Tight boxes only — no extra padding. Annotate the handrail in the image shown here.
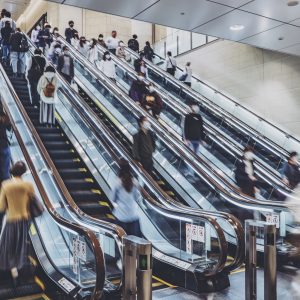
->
[0,63,105,300]
[94,42,292,196]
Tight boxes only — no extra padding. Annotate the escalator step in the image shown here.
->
[39,133,66,142]
[53,158,82,169]
[59,168,89,179]
[46,149,77,159]
[70,190,102,202]
[64,178,95,190]
[43,141,71,150]
[36,126,61,134]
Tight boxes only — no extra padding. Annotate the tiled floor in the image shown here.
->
[153,269,300,299]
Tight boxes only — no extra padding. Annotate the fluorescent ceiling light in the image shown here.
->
[230,24,245,31]
[287,0,299,6]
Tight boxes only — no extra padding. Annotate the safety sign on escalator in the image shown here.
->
[186,223,205,254]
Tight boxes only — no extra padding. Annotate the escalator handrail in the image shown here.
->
[124,46,292,160]
[60,36,290,213]
[0,63,105,300]
[94,42,292,196]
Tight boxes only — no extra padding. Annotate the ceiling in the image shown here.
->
[48,0,300,56]
[0,0,31,20]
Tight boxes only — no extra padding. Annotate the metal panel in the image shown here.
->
[207,0,254,8]
[133,0,234,31]
[193,9,282,41]
[63,0,159,18]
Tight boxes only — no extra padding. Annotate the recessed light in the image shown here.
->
[287,0,299,6]
[230,24,245,31]
[278,37,284,40]
[180,12,185,15]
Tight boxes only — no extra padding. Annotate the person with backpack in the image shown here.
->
[111,159,141,236]
[143,41,154,62]
[9,28,29,78]
[27,48,46,108]
[1,21,13,64]
[0,10,16,30]
[166,51,177,76]
[129,73,148,104]
[128,34,139,53]
[65,20,78,44]
[141,83,163,119]
[37,66,58,127]
[0,101,11,185]
[57,46,74,83]
[133,116,156,174]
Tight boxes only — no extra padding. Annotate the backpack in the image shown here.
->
[20,34,29,52]
[43,78,55,98]
[128,39,138,51]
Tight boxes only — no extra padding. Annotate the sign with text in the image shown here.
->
[186,223,205,254]
[266,213,280,229]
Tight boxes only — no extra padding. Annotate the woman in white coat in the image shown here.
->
[88,38,99,65]
[37,66,59,127]
[99,50,116,81]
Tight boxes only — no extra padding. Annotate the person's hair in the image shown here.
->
[62,45,69,51]
[45,66,56,73]
[52,27,59,33]
[103,50,110,61]
[34,48,42,55]
[167,51,172,56]
[4,11,11,18]
[45,24,51,29]
[186,62,191,66]
[133,34,137,39]
[118,159,134,193]
[4,21,10,27]
[1,9,7,18]
[139,52,145,58]
[98,34,104,38]
[54,44,61,49]
[145,41,150,47]
[138,116,146,127]
[68,20,74,25]
[289,151,298,159]
[10,161,27,177]
[90,38,97,48]
[16,27,21,32]
[243,145,254,153]
[79,36,86,47]
[112,30,117,33]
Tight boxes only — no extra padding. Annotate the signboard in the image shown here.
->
[266,213,280,229]
[73,237,87,261]
[186,223,205,254]
[58,277,76,292]
[152,249,191,270]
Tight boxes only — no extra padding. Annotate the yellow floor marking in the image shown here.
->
[54,112,62,123]
[73,158,81,162]
[157,180,165,185]
[9,294,48,300]
[152,282,164,288]
[166,191,175,196]
[152,275,177,288]
[99,201,110,207]
[91,189,101,194]
[79,168,87,172]
[28,255,37,266]
[30,223,37,235]
[34,276,45,291]
[85,178,94,182]
[42,295,51,300]
[106,214,115,219]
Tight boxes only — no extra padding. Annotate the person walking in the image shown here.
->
[37,66,59,127]
[179,62,192,87]
[57,46,74,83]
[282,151,300,189]
[1,21,13,64]
[0,161,39,286]
[10,28,29,78]
[30,25,40,47]
[65,20,78,44]
[0,102,11,185]
[47,41,62,65]
[141,83,163,119]
[129,73,148,104]
[143,41,154,62]
[77,36,89,57]
[106,30,119,55]
[37,24,52,53]
[128,34,139,53]
[88,38,99,65]
[166,51,177,76]
[27,48,46,108]
[99,50,116,81]
[133,116,156,174]
[0,10,16,30]
[98,34,107,48]
[111,159,141,236]
[235,146,258,197]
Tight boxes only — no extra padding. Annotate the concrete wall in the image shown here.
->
[17,0,152,46]
[177,40,300,138]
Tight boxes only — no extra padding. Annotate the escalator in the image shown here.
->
[0,40,241,295]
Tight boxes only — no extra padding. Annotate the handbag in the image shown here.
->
[179,67,188,81]
[29,196,44,218]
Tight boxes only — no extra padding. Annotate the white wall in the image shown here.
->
[176,40,300,138]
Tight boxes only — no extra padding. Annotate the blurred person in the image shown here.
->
[133,116,156,174]
[37,66,58,127]
[116,40,126,60]
[129,72,147,104]
[27,48,46,108]
[98,33,107,48]
[71,32,80,49]
[141,83,163,119]
[30,24,41,47]
[282,151,300,189]
[166,51,177,76]
[10,28,29,78]
[0,102,11,185]
[37,24,52,53]
[111,159,141,236]
[106,30,119,55]
[140,60,148,77]
[128,34,139,52]
[99,50,116,82]
[1,21,13,64]
[57,46,74,83]
[52,27,60,41]
[0,9,7,19]
[77,36,89,57]
[0,11,16,30]
[47,41,62,65]
[143,41,154,62]
[179,62,192,87]
[0,161,39,286]
[235,146,258,197]
[134,52,145,73]
[65,20,78,44]
[88,38,99,65]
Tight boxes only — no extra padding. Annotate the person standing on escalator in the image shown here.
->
[282,151,300,189]
[1,21,13,65]
[99,51,116,82]
[98,34,107,49]
[65,20,78,44]
[143,41,154,62]
[129,73,148,104]
[166,51,177,76]
[106,30,119,55]
[128,34,139,53]
[133,116,156,174]
[111,159,141,236]
[141,83,163,119]
[57,46,74,83]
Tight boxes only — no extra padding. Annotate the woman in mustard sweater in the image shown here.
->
[0,161,37,285]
